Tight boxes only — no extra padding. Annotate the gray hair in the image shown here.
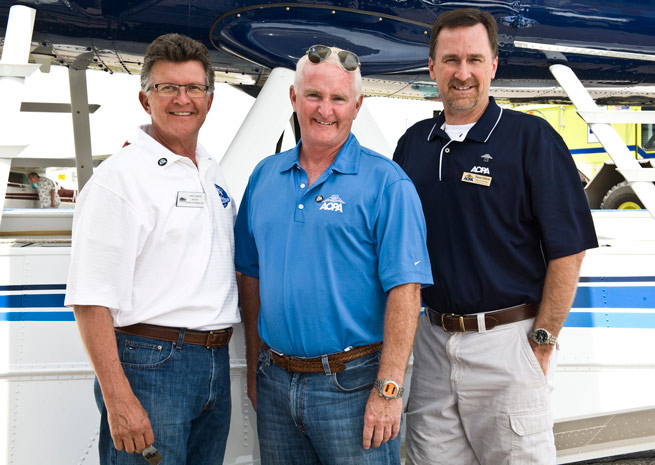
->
[140,33,214,93]
[294,47,362,98]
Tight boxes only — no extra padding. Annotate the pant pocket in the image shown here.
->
[117,333,176,369]
[330,352,380,393]
[509,407,555,465]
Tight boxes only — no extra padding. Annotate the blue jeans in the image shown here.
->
[94,330,231,465]
[256,347,401,465]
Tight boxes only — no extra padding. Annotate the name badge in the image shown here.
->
[176,191,205,207]
[461,172,492,187]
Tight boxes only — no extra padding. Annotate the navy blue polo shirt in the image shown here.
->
[393,98,598,315]
[235,133,433,357]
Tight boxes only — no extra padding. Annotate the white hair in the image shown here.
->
[294,46,362,98]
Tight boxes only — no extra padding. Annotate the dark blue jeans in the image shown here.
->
[94,330,231,465]
[256,347,401,465]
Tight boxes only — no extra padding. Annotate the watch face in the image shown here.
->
[382,381,399,398]
[533,329,548,343]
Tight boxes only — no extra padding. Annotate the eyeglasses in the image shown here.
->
[149,83,210,98]
[306,45,360,72]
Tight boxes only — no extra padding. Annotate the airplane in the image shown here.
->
[1,1,655,464]
[1,0,655,104]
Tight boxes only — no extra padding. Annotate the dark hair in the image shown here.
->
[429,8,498,60]
[140,33,214,93]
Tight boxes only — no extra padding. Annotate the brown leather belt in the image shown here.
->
[426,303,538,332]
[115,323,233,348]
[266,342,383,373]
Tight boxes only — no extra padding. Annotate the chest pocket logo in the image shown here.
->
[214,184,231,208]
[470,166,490,175]
[319,194,345,213]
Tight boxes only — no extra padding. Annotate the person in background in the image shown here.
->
[65,33,239,465]
[235,44,433,465]
[393,8,598,465]
[28,172,60,208]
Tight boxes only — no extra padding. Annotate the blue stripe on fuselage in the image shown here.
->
[0,311,75,321]
[2,281,655,327]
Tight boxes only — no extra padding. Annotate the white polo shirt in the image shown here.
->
[65,125,240,330]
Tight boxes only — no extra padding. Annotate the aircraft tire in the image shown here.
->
[600,181,644,210]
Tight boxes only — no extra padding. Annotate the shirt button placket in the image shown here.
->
[294,170,307,223]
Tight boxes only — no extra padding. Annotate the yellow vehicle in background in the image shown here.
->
[516,104,655,209]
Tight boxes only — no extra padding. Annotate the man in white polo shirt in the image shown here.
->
[65,33,239,465]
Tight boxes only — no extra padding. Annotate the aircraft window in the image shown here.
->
[643,124,655,150]
[8,172,29,185]
[642,106,655,151]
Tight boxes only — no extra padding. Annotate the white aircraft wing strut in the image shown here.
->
[550,63,655,218]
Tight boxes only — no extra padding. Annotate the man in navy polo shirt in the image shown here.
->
[235,45,432,465]
[393,8,598,465]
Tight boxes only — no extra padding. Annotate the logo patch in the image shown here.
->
[214,184,231,208]
[319,194,345,213]
[481,154,493,163]
[470,166,490,175]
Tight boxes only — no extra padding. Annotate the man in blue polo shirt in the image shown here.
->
[392,8,598,465]
[235,45,432,465]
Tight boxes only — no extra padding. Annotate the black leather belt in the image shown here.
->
[426,303,538,332]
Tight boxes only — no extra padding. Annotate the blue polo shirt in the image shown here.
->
[393,98,598,315]
[235,133,433,357]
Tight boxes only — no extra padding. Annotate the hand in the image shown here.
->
[362,389,402,449]
[105,392,154,454]
[528,339,554,376]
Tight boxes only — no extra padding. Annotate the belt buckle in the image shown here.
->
[441,313,466,332]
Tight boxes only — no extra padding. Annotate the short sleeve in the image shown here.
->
[375,178,433,291]
[234,178,260,279]
[64,183,143,311]
[525,123,598,260]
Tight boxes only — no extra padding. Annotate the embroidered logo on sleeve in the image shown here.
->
[319,194,345,213]
[214,184,231,208]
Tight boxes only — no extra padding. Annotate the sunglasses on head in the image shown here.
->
[306,44,360,72]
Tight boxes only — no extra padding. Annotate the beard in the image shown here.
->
[443,79,479,111]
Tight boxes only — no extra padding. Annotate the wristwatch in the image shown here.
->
[529,328,557,345]
[374,379,404,399]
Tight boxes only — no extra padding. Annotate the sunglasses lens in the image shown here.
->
[338,51,360,71]
[307,45,331,63]
[306,45,360,72]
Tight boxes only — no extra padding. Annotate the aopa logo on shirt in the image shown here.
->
[319,194,345,213]
[470,166,490,175]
